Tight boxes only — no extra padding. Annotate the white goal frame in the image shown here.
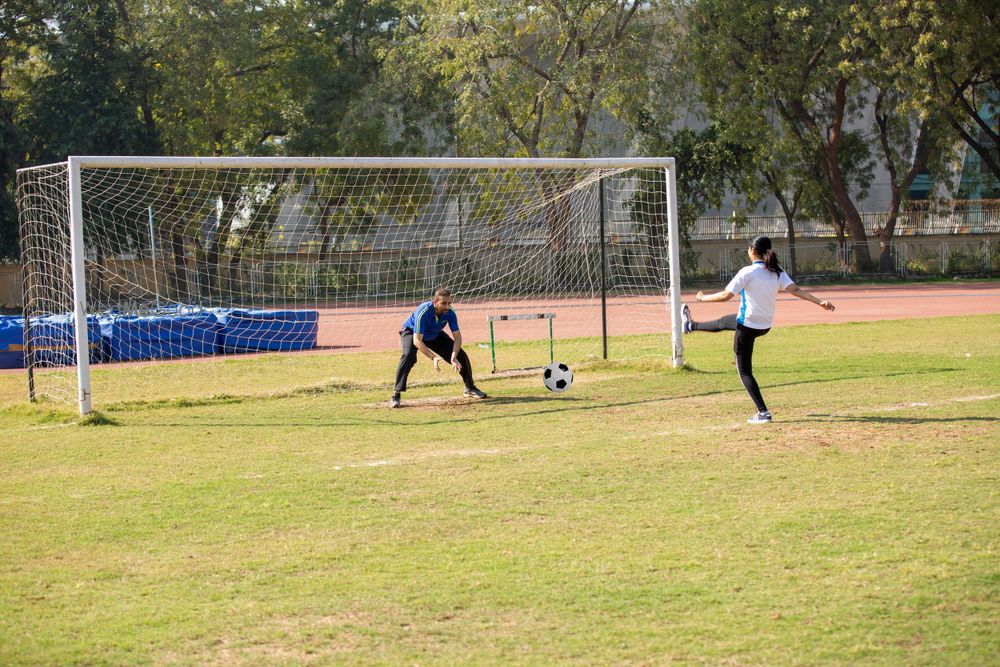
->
[48,156,682,415]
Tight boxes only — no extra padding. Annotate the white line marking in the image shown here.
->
[331,447,507,472]
[874,394,1000,412]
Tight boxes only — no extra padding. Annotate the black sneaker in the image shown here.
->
[389,393,401,408]
[747,410,772,424]
[681,303,692,333]
[463,386,487,399]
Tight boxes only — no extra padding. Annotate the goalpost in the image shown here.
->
[17,156,682,415]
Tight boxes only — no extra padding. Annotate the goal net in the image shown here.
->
[16,157,682,414]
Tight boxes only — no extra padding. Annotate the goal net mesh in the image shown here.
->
[17,161,676,407]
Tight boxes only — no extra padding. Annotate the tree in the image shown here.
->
[19,0,158,162]
[132,0,292,156]
[915,0,1000,188]
[845,1,956,270]
[0,0,52,261]
[281,0,445,157]
[389,0,660,253]
[690,0,881,266]
[631,121,754,273]
[756,137,817,278]
[390,0,656,159]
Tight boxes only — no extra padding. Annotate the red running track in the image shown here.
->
[314,282,1000,353]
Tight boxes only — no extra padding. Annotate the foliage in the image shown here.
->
[908,0,1000,188]
[19,1,158,162]
[1,0,996,269]
[628,123,754,276]
[388,0,658,158]
[281,0,448,157]
[686,0,885,265]
[0,0,53,260]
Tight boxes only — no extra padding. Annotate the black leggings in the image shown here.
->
[394,329,474,393]
[734,323,770,413]
[691,313,738,332]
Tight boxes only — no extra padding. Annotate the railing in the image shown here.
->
[691,200,1000,240]
[705,238,998,283]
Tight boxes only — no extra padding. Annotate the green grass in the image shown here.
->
[1,315,998,665]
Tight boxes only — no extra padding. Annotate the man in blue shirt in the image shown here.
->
[391,287,487,407]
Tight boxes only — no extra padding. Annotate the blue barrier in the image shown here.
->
[215,309,318,353]
[0,308,319,368]
[0,316,24,369]
[29,314,105,367]
[104,312,220,361]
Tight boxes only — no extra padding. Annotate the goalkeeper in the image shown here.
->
[390,287,488,408]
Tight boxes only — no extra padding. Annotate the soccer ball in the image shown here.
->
[543,362,573,392]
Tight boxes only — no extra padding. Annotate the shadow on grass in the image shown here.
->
[481,395,585,406]
[799,414,999,425]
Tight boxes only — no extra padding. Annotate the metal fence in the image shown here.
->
[691,200,1000,241]
[703,238,999,283]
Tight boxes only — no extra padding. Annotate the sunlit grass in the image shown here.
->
[1,315,998,664]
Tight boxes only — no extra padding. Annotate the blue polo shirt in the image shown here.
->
[402,300,459,341]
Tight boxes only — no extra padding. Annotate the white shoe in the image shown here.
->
[747,411,772,424]
[681,303,692,333]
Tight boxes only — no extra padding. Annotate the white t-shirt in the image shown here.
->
[725,261,794,330]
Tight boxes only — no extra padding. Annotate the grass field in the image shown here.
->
[2,315,999,665]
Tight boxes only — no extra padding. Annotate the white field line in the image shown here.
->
[644,393,1000,437]
[869,393,1000,412]
[331,447,512,472]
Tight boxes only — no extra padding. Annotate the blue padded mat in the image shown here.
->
[104,312,220,361]
[0,316,24,369]
[29,314,105,366]
[215,309,318,352]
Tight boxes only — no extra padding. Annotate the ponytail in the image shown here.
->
[751,236,782,274]
[762,248,781,274]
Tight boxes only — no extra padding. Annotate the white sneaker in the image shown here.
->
[681,303,692,333]
[747,411,772,424]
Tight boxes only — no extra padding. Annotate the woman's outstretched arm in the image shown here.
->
[784,284,835,311]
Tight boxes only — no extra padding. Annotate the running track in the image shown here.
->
[312,282,1000,353]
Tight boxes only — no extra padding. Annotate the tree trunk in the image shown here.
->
[767,174,800,278]
[317,197,337,261]
[824,197,848,272]
[878,191,901,272]
[204,190,238,303]
[821,151,871,269]
[784,77,871,268]
[873,103,934,274]
[169,231,186,301]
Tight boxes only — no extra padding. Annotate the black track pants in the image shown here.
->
[734,323,770,413]
[394,329,474,393]
[691,313,739,332]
